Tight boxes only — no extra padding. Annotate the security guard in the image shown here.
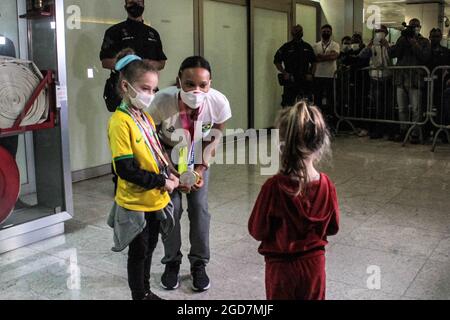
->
[0,35,18,157]
[100,0,167,112]
[274,25,316,107]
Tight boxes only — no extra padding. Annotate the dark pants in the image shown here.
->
[0,136,19,157]
[128,213,160,300]
[265,253,326,300]
[162,170,210,267]
[369,78,395,136]
[440,87,450,126]
[281,81,313,108]
[314,77,336,129]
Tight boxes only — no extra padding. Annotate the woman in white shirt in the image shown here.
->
[148,56,232,293]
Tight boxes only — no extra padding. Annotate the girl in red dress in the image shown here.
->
[249,101,340,300]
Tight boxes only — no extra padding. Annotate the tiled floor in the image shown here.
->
[1,135,449,300]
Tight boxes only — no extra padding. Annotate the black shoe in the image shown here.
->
[143,291,164,300]
[161,262,180,290]
[191,263,210,292]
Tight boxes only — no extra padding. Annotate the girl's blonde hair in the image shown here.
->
[276,101,331,196]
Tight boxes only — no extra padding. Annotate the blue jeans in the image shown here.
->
[162,170,210,267]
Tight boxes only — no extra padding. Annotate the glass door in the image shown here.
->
[254,7,288,129]
[203,0,248,130]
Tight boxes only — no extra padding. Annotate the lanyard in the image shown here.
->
[178,97,204,169]
[321,41,331,54]
[120,103,169,172]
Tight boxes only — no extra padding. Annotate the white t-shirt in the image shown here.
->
[313,40,340,78]
[148,86,232,148]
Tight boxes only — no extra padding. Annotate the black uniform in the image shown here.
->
[274,39,316,107]
[0,36,18,157]
[100,19,167,112]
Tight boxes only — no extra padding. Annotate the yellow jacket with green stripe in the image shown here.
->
[108,107,170,212]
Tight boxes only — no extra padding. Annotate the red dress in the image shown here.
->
[248,173,340,300]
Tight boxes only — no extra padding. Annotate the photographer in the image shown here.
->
[389,18,431,143]
[274,25,315,107]
[359,25,394,139]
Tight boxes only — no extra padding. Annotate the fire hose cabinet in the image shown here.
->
[0,0,73,254]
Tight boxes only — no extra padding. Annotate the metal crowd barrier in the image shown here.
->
[333,65,432,147]
[429,66,450,152]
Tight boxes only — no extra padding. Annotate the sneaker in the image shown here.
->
[160,262,180,290]
[191,263,210,292]
[356,128,369,137]
[143,291,164,300]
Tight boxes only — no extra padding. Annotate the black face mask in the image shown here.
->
[322,33,331,41]
[126,3,145,18]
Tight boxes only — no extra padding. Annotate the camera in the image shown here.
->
[401,23,416,39]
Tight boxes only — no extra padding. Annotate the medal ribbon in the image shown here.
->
[178,97,203,173]
[120,103,169,173]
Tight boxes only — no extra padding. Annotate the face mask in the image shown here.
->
[415,27,421,36]
[351,44,360,51]
[322,33,331,41]
[375,32,386,41]
[126,3,145,18]
[180,88,208,110]
[126,82,154,110]
[342,44,351,52]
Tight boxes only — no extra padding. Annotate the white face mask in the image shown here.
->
[179,86,209,110]
[351,43,360,51]
[415,27,421,36]
[375,32,386,41]
[126,82,155,110]
[342,44,351,52]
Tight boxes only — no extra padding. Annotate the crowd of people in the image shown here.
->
[274,18,450,144]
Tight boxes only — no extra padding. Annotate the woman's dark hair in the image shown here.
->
[115,48,158,97]
[341,36,351,44]
[430,28,442,36]
[178,56,212,78]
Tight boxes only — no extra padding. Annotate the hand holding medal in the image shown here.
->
[179,168,204,193]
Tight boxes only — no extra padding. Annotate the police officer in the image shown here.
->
[274,25,315,107]
[0,35,18,157]
[100,0,167,112]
